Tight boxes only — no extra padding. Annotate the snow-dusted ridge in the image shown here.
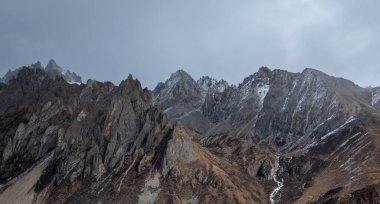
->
[197,76,229,97]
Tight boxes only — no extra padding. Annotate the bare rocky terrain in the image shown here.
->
[0,61,379,203]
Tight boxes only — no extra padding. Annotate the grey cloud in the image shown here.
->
[0,0,379,88]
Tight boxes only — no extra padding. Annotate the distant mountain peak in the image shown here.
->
[197,75,229,97]
[301,67,329,78]
[168,69,193,82]
[153,69,202,110]
[30,61,43,69]
[240,67,272,88]
[45,59,63,72]
[0,61,43,84]
[44,59,82,84]
[257,66,271,75]
[173,69,188,75]
[0,60,82,84]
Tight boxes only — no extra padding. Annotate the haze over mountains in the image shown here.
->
[0,59,82,85]
[0,61,379,203]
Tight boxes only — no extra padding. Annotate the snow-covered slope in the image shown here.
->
[156,67,372,151]
[197,76,229,98]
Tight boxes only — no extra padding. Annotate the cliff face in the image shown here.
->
[0,67,270,203]
[0,65,379,204]
[154,67,380,203]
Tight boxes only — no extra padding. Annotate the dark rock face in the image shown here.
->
[153,67,380,203]
[153,70,211,134]
[0,66,269,203]
[0,64,379,204]
[0,67,167,201]
[155,67,372,150]
[153,69,203,110]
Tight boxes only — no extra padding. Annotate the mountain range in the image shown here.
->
[0,60,379,204]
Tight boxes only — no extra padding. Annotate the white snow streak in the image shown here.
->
[372,89,380,106]
[321,116,356,141]
[257,84,270,110]
[269,156,284,204]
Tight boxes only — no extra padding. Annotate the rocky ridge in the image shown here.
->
[154,67,380,203]
[0,66,271,203]
[0,59,82,84]
[0,64,379,204]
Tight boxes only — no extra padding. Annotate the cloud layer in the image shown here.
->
[0,0,379,88]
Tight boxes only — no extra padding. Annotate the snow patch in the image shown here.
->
[174,107,202,120]
[197,76,228,97]
[269,156,284,204]
[138,173,161,204]
[257,84,270,109]
[76,110,88,122]
[68,81,82,85]
[281,80,298,112]
[372,88,380,106]
[321,116,356,141]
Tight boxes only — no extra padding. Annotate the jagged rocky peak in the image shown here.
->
[45,59,82,84]
[153,69,202,110]
[30,61,43,69]
[302,67,327,75]
[0,61,44,84]
[154,69,193,95]
[153,69,210,133]
[0,59,82,84]
[240,66,272,86]
[45,59,63,72]
[197,76,229,97]
[238,67,272,104]
[118,73,153,104]
[169,69,193,81]
[0,69,17,84]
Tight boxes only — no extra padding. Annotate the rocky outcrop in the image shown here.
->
[0,66,270,203]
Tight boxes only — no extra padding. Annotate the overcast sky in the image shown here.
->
[0,0,379,88]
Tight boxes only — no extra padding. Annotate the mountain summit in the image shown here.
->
[0,59,82,84]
